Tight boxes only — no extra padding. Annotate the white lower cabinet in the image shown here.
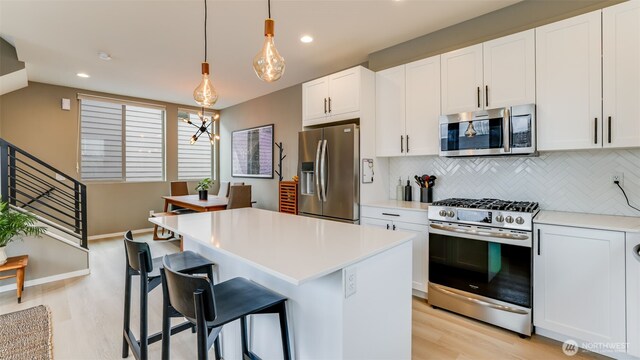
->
[533,224,626,356]
[361,207,428,295]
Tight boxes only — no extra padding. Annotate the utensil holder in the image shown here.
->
[420,188,432,203]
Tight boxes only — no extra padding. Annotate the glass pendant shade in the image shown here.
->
[193,62,218,107]
[253,19,285,82]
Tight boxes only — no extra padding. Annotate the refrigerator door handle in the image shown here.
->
[315,140,322,201]
[320,139,328,202]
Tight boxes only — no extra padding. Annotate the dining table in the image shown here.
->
[162,194,228,212]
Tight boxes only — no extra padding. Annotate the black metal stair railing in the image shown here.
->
[0,139,88,249]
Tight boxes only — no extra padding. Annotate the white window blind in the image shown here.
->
[125,106,164,182]
[177,111,214,180]
[80,99,123,181]
[79,96,165,182]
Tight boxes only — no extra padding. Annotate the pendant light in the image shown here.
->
[253,0,286,82]
[193,0,218,107]
[181,108,220,145]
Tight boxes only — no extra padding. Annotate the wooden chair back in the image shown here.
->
[227,185,252,209]
[170,181,190,196]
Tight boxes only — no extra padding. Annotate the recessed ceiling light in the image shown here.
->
[98,52,112,61]
[76,73,90,78]
[300,35,313,43]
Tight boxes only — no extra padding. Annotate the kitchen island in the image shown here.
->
[149,208,414,359]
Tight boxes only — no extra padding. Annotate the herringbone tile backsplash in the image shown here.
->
[389,149,640,217]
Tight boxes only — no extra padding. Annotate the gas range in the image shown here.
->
[428,198,540,231]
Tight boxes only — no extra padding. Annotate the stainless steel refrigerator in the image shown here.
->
[298,123,359,223]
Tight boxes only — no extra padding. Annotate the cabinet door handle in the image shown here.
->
[594,118,598,144]
[485,85,489,107]
[477,87,481,108]
[537,229,541,256]
[608,116,612,144]
[324,98,327,114]
[392,224,396,231]
[400,135,404,153]
[386,223,390,230]
[328,97,332,113]
[406,135,410,153]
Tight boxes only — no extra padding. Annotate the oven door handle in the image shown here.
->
[431,284,529,315]
[429,223,530,241]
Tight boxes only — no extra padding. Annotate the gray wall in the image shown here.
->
[368,0,625,71]
[0,38,25,76]
[219,85,302,211]
[0,233,89,288]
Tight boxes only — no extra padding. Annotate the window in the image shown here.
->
[79,96,165,182]
[177,109,215,180]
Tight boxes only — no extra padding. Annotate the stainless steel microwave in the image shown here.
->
[439,104,536,157]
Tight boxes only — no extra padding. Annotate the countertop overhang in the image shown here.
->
[149,208,415,285]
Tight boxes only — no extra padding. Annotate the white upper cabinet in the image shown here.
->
[302,66,368,127]
[375,65,406,157]
[302,77,329,123]
[441,44,483,115]
[603,0,640,148]
[441,30,534,115]
[536,11,602,151]
[376,56,441,157]
[483,30,535,109]
[405,56,441,156]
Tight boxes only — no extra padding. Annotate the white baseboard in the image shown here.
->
[0,268,90,294]
[88,228,153,241]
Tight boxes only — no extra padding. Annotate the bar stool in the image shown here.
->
[161,255,291,360]
[122,231,215,360]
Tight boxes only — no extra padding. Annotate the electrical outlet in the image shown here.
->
[149,210,155,217]
[344,267,357,298]
[612,172,624,185]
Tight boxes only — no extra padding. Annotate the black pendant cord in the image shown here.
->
[268,0,271,18]
[204,0,208,62]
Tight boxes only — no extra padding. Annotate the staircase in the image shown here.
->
[0,139,88,249]
[0,138,89,293]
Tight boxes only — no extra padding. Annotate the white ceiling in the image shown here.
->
[0,0,520,109]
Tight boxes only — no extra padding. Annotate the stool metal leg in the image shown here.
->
[194,290,209,360]
[240,316,250,358]
[278,302,291,360]
[122,268,132,358]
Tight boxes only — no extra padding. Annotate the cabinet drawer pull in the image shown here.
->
[608,116,612,144]
[594,118,598,144]
[382,212,400,217]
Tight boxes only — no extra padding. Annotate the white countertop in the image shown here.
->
[362,200,430,212]
[149,208,414,285]
[534,210,640,233]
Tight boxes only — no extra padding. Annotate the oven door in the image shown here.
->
[428,221,532,308]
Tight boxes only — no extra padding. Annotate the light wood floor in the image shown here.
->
[0,234,608,360]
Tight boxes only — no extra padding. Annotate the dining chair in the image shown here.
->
[216,181,230,197]
[170,181,196,215]
[227,185,252,209]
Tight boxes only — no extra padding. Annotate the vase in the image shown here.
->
[198,190,208,200]
[0,246,7,266]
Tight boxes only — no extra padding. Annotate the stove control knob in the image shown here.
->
[495,215,504,222]
[515,217,524,225]
[505,216,514,224]
[438,210,447,217]
[447,210,455,218]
